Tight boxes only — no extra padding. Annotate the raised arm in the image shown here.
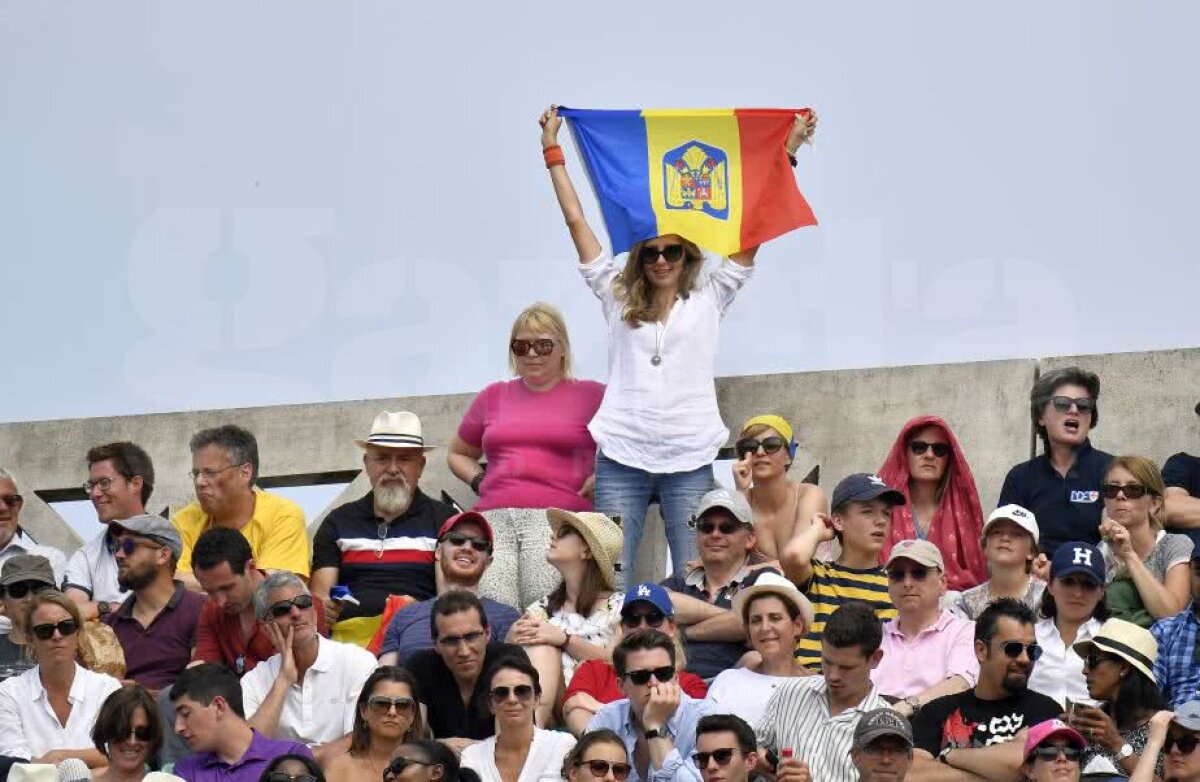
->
[781,512,834,587]
[541,106,603,264]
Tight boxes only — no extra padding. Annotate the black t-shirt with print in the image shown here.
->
[912,688,1062,755]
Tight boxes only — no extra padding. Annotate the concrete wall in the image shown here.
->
[2,348,1197,576]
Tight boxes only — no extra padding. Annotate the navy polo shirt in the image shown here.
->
[997,439,1113,558]
[1162,452,1200,549]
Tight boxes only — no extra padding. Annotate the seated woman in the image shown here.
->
[730,415,826,561]
[387,740,481,782]
[1021,720,1086,782]
[562,729,630,782]
[507,509,623,727]
[951,505,1045,620]
[1069,618,1166,778]
[705,573,815,727]
[448,302,606,610]
[878,416,987,592]
[260,753,326,782]
[1099,455,1193,626]
[91,685,162,782]
[0,590,121,766]
[0,554,56,682]
[461,656,576,782]
[323,666,425,779]
[1027,542,1109,708]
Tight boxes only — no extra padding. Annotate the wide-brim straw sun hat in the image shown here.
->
[546,509,624,590]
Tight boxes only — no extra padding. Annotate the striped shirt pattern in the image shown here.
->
[754,677,891,782]
[795,560,896,670]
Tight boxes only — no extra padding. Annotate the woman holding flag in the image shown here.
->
[538,104,817,585]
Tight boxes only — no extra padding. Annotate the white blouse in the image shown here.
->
[1028,616,1102,708]
[580,255,752,474]
[461,727,577,782]
[0,663,122,758]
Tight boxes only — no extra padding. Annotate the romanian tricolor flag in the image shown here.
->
[560,107,817,256]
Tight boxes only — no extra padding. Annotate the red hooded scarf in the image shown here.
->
[878,416,987,591]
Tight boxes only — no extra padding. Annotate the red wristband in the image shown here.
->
[543,144,565,169]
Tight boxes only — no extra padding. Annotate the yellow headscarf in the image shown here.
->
[740,414,794,444]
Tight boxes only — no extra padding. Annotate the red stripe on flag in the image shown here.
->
[342,550,436,565]
[735,109,817,250]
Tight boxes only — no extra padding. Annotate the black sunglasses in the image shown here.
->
[1165,733,1200,755]
[385,757,434,780]
[624,666,675,686]
[997,640,1042,661]
[621,611,666,630]
[692,749,740,768]
[367,695,415,714]
[1031,745,1081,762]
[886,566,931,582]
[120,726,154,743]
[1,580,52,599]
[1101,483,1149,500]
[908,441,950,458]
[1084,652,1118,671]
[31,619,80,640]
[638,244,685,265]
[1050,396,1094,415]
[266,774,318,782]
[117,537,164,556]
[0,493,24,508]
[574,760,632,781]
[692,519,744,536]
[489,684,536,703]
[735,436,788,459]
[441,532,491,553]
[510,338,555,357]
[267,594,314,619]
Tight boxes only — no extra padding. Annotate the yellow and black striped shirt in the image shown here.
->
[795,560,896,670]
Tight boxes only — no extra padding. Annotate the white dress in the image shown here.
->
[461,727,577,782]
[526,592,624,685]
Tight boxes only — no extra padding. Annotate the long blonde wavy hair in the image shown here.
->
[613,236,706,326]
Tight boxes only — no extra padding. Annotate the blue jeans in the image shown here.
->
[594,450,714,588]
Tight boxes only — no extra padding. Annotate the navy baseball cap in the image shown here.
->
[832,473,906,510]
[621,582,674,617]
[1050,541,1105,584]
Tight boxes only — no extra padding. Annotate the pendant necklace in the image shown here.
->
[651,322,663,367]
[375,520,389,560]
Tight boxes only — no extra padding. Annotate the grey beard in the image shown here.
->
[375,478,413,517]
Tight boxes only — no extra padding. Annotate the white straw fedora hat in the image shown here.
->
[353,411,436,451]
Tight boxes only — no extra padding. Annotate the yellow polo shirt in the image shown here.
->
[173,488,310,577]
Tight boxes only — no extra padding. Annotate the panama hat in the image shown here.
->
[546,509,623,590]
[1073,617,1158,684]
[354,411,436,451]
[730,571,815,628]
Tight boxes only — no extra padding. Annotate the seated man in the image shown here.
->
[192,527,328,676]
[872,539,978,718]
[172,663,312,782]
[103,514,206,690]
[377,511,519,666]
[1160,402,1200,547]
[173,424,310,591]
[755,601,890,781]
[783,473,902,670]
[407,590,527,748]
[564,582,707,735]
[851,708,915,782]
[1151,548,1200,708]
[694,714,759,782]
[0,469,67,580]
[909,598,1062,780]
[311,411,455,643]
[660,488,780,680]
[240,572,377,756]
[65,442,156,620]
[587,629,712,782]
[0,555,56,681]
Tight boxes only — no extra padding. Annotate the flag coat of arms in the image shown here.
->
[560,107,817,256]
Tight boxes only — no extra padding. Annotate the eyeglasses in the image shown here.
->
[118,726,154,743]
[621,611,667,630]
[1,580,52,599]
[0,494,23,509]
[187,463,246,482]
[735,437,787,459]
[116,537,165,556]
[265,774,318,782]
[367,695,415,715]
[1101,483,1149,500]
[623,666,675,686]
[441,532,491,553]
[384,757,434,781]
[574,760,632,781]
[1084,652,1118,670]
[638,244,685,265]
[435,630,486,649]
[692,749,740,768]
[692,519,744,536]
[83,476,122,493]
[887,566,931,582]
[510,338,556,357]
[908,441,950,458]
[1031,745,1082,762]
[1050,396,1094,415]
[489,684,536,704]
[1164,733,1200,755]
[555,524,579,540]
[267,594,314,618]
[31,619,80,640]
[996,641,1042,661]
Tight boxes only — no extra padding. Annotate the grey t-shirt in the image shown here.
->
[0,634,35,682]
[951,578,1046,621]
[1101,531,1195,581]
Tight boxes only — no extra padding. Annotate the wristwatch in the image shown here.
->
[1114,743,1135,762]
[903,696,922,715]
[644,726,669,740]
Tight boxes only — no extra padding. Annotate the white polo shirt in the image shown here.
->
[0,662,122,758]
[1029,616,1102,708]
[241,634,377,745]
[63,529,130,604]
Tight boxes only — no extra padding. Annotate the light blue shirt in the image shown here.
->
[586,694,712,782]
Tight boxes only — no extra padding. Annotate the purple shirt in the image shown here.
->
[174,729,312,782]
[103,580,206,690]
[870,610,980,699]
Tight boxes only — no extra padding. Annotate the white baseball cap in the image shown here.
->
[983,504,1039,544]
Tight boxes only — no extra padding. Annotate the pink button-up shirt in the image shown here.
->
[871,609,980,699]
